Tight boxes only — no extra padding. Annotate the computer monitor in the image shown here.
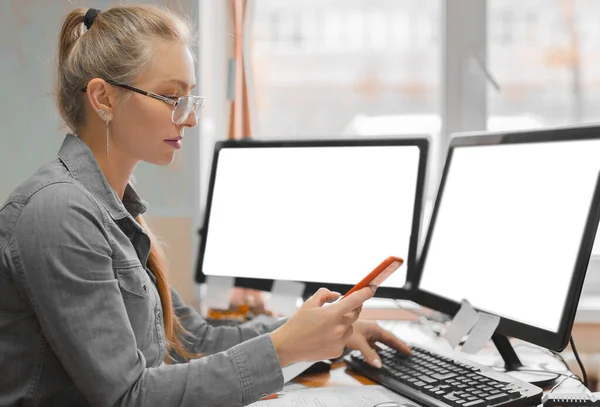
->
[196,138,428,299]
[413,125,600,384]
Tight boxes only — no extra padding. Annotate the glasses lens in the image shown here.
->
[173,97,193,125]
[173,96,204,125]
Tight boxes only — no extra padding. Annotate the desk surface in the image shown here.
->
[293,361,373,388]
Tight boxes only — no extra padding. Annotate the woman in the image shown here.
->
[0,5,410,406]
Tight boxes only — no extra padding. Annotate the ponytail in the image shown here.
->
[136,215,200,362]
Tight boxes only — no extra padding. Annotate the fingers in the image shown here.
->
[352,333,382,369]
[374,327,412,356]
[306,288,341,308]
[368,341,383,352]
[332,287,374,315]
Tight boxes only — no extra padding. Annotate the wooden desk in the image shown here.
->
[292,362,374,388]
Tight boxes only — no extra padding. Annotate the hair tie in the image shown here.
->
[84,8,101,30]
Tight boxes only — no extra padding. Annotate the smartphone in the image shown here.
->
[342,256,404,299]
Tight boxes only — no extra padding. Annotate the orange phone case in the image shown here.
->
[342,256,404,299]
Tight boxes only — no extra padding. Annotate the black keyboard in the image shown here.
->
[346,345,543,407]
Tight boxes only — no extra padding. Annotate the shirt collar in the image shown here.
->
[57,134,147,219]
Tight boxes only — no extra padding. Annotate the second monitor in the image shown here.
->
[196,138,428,299]
[414,125,600,384]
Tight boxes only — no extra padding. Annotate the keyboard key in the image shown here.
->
[419,375,438,383]
[507,391,521,399]
[444,393,461,403]
[432,373,457,380]
[464,400,486,407]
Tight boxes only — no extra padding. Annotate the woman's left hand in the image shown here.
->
[346,320,411,368]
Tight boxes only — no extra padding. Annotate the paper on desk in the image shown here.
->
[267,280,305,316]
[204,275,234,311]
[282,361,317,383]
[249,385,419,407]
[461,311,500,354]
[443,299,479,349]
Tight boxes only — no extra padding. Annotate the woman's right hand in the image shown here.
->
[269,286,375,367]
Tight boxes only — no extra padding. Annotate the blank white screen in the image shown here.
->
[419,140,600,332]
[203,145,421,288]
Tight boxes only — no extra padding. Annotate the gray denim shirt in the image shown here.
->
[0,134,285,407]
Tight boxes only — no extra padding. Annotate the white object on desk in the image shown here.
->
[461,311,500,355]
[250,385,418,407]
[443,299,479,348]
[267,280,305,316]
[204,276,234,311]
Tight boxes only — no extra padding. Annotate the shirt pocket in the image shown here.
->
[114,262,154,350]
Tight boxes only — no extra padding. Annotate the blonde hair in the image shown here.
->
[57,5,197,363]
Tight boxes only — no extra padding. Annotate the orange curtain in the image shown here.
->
[228,0,252,139]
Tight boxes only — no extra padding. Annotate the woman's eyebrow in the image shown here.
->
[160,79,196,91]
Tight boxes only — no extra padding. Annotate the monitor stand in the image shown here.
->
[492,333,559,387]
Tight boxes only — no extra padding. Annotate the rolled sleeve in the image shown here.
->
[230,335,284,404]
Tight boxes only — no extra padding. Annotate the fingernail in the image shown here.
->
[369,285,377,294]
[373,358,382,369]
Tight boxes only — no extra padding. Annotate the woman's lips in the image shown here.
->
[164,136,182,149]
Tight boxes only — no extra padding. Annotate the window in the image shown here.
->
[488,0,600,128]
[249,0,441,139]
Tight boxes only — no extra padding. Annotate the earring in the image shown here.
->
[98,110,110,158]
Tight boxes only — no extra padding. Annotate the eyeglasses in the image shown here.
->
[82,79,205,125]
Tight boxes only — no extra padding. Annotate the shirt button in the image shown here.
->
[142,284,147,292]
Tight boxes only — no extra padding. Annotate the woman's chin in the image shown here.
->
[147,152,177,167]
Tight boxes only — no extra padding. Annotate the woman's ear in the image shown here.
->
[85,78,116,120]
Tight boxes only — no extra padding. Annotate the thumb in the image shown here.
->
[304,288,341,308]
[353,335,382,369]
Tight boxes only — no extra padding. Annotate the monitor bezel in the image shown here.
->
[412,124,600,351]
[195,137,429,300]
